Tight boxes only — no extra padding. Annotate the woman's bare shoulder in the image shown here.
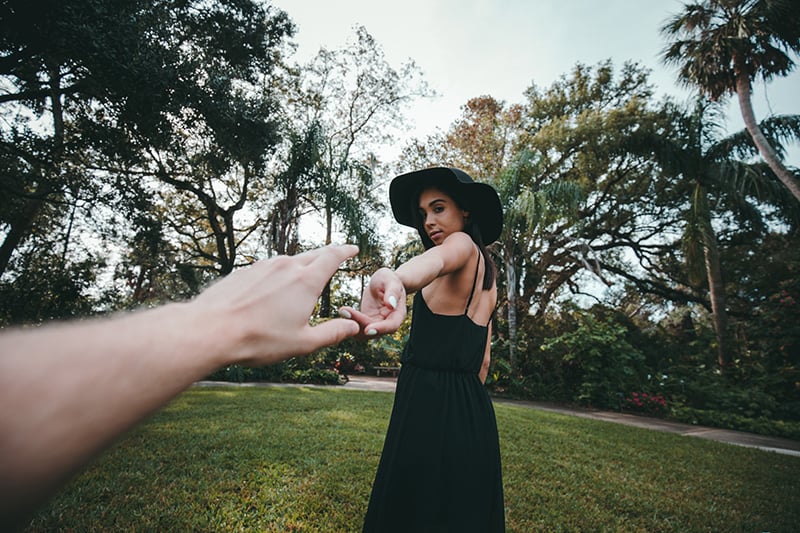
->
[432,232,477,274]
[440,231,475,250]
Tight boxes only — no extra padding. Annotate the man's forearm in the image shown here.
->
[0,302,228,525]
[0,244,361,529]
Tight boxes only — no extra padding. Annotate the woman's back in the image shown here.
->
[420,244,496,327]
[403,246,494,374]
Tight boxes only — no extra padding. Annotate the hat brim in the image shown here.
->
[389,167,503,244]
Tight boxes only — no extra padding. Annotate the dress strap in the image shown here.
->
[464,248,481,315]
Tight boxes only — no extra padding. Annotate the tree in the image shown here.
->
[287,26,432,315]
[97,1,294,277]
[646,98,797,368]
[141,79,284,277]
[444,96,520,177]
[514,62,687,318]
[493,154,583,373]
[263,122,324,256]
[661,0,800,201]
[1,0,295,289]
[400,64,679,374]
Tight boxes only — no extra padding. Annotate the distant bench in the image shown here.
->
[373,366,401,377]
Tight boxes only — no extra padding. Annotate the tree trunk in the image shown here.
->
[697,190,732,369]
[736,76,800,202]
[319,204,334,317]
[0,63,67,277]
[61,191,80,266]
[504,249,518,372]
[0,196,46,277]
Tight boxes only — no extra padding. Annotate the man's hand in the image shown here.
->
[194,244,362,365]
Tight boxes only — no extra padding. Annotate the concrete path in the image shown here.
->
[195,376,800,458]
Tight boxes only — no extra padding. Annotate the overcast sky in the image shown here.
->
[272,0,799,165]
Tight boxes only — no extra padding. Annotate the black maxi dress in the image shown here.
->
[362,256,505,532]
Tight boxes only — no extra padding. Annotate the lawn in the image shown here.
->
[26,386,800,532]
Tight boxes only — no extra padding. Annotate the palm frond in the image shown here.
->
[708,128,760,161]
[660,0,800,98]
[515,179,584,234]
[757,114,800,159]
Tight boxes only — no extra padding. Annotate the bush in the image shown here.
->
[624,391,668,416]
[670,406,800,441]
[206,362,344,386]
[540,313,645,409]
[285,368,343,385]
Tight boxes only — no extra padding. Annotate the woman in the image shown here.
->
[340,167,505,532]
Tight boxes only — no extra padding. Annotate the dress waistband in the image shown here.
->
[402,361,476,375]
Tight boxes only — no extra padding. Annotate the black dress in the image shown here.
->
[363,255,505,532]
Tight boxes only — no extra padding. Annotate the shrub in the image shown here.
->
[205,361,343,386]
[285,368,343,385]
[624,391,667,416]
[670,406,800,441]
[540,314,645,409]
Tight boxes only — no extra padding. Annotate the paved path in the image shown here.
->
[195,376,800,458]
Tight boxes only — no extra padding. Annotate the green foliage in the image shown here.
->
[206,358,344,386]
[496,296,800,436]
[661,0,800,203]
[0,0,296,309]
[725,231,800,374]
[355,334,405,370]
[670,406,800,441]
[26,388,800,532]
[661,0,800,100]
[0,250,102,325]
[539,311,646,408]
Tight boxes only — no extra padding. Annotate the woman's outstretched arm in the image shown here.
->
[340,232,475,337]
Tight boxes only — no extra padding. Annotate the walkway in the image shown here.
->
[195,376,800,458]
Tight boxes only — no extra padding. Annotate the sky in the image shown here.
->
[271,0,800,165]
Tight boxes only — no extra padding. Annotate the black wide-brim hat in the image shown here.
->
[389,167,503,244]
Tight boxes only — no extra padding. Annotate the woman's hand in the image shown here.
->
[338,267,407,339]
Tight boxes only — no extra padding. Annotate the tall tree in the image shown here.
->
[513,62,687,319]
[646,98,797,368]
[289,26,432,315]
[494,154,583,373]
[661,0,800,201]
[0,0,295,285]
[263,122,325,256]
[400,65,682,372]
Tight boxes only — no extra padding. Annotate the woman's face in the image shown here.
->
[417,187,469,246]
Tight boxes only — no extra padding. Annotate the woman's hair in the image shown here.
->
[408,177,497,290]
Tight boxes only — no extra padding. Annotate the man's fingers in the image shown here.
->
[304,245,359,282]
[306,244,359,265]
[304,318,360,351]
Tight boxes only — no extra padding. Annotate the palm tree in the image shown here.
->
[661,0,800,201]
[650,98,797,369]
[493,154,583,372]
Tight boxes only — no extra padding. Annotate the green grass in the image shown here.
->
[26,387,800,532]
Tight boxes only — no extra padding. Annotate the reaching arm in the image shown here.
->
[393,232,475,294]
[340,232,475,337]
[0,245,360,529]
